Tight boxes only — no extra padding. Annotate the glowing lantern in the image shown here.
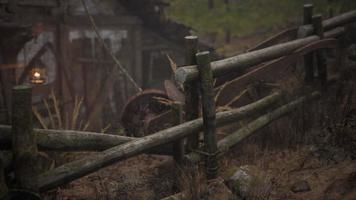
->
[30,68,45,84]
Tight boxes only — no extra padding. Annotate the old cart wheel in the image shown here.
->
[121,89,170,137]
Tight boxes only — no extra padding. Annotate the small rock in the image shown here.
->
[332,150,347,163]
[206,178,238,200]
[224,165,272,199]
[291,180,311,193]
[323,172,356,200]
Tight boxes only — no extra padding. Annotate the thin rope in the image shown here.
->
[80,0,142,92]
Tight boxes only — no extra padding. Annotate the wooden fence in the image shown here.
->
[0,4,356,199]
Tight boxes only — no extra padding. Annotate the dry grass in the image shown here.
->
[31,90,107,132]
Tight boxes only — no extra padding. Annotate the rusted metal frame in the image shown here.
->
[121,89,169,137]
[215,39,338,106]
[164,80,185,103]
[196,51,219,179]
[248,27,298,52]
[143,110,176,134]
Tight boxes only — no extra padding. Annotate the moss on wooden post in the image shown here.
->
[172,103,184,164]
[303,4,314,83]
[183,36,200,150]
[11,85,39,196]
[196,51,219,179]
[313,15,327,86]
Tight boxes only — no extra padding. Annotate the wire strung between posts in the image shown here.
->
[80,0,142,92]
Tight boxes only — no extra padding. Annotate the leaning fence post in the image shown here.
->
[11,85,40,198]
[172,102,184,164]
[196,51,219,179]
[303,4,314,83]
[313,14,327,86]
[183,36,200,150]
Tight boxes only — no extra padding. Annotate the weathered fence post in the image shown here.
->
[172,103,184,164]
[196,51,219,179]
[0,158,8,199]
[183,36,200,150]
[335,32,348,73]
[313,15,328,86]
[303,4,314,83]
[11,85,40,199]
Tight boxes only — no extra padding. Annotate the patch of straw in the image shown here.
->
[32,106,48,129]
[166,54,177,73]
[50,90,63,129]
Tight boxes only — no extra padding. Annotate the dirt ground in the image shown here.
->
[42,143,356,200]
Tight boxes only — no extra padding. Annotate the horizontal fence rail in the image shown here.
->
[174,27,344,84]
[36,92,282,192]
[0,92,281,153]
[185,91,321,163]
[0,126,135,151]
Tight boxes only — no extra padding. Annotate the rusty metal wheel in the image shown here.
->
[121,89,170,137]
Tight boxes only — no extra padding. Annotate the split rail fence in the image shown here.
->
[0,4,356,199]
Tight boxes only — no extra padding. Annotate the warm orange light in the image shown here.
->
[34,71,41,79]
[30,69,45,84]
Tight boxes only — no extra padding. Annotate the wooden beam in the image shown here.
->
[0,158,8,199]
[183,36,200,149]
[0,125,135,151]
[218,91,321,151]
[313,15,328,86]
[196,51,219,179]
[172,103,184,164]
[248,28,298,52]
[36,92,282,192]
[12,85,39,194]
[0,92,281,152]
[174,26,345,84]
[185,91,321,163]
[302,4,314,83]
[0,0,56,7]
[323,10,356,30]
